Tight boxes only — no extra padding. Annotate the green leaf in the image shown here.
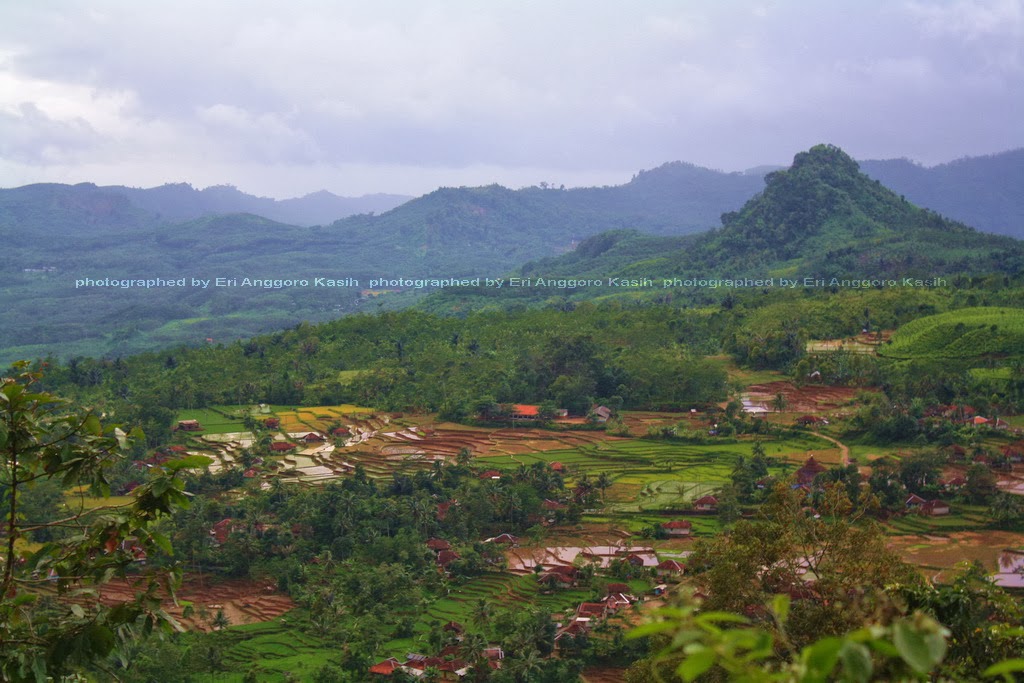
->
[677,647,716,682]
[801,637,843,681]
[83,413,102,436]
[838,641,873,683]
[772,593,790,623]
[69,603,85,619]
[11,593,38,607]
[628,621,677,638]
[983,659,1024,677]
[86,624,117,656]
[695,611,750,625]
[892,620,945,674]
[165,454,213,471]
[150,531,173,555]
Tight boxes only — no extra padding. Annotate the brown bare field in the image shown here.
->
[887,530,1024,583]
[98,577,295,631]
[746,381,863,414]
[581,667,628,683]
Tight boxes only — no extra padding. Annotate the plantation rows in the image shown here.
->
[881,306,1024,360]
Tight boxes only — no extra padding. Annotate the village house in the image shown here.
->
[270,441,296,452]
[537,565,579,589]
[905,493,927,509]
[575,601,608,622]
[436,500,458,521]
[175,419,202,432]
[210,518,234,545]
[661,520,693,537]
[920,499,951,516]
[554,620,590,649]
[795,456,828,485]
[263,417,280,429]
[624,553,646,569]
[301,432,325,443]
[436,550,460,569]
[656,559,685,578]
[368,657,402,676]
[511,404,540,420]
[426,538,451,553]
[485,533,519,546]
[443,621,465,641]
[693,495,718,512]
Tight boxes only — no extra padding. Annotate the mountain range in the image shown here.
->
[1,145,1022,364]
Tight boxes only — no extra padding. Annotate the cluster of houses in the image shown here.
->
[539,560,686,649]
[924,405,1012,430]
[369,642,505,679]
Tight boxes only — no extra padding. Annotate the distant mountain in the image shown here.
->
[859,149,1024,238]
[423,144,1024,311]
[4,146,1023,362]
[105,183,411,226]
[0,165,766,363]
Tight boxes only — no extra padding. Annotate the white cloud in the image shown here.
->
[0,1,1021,194]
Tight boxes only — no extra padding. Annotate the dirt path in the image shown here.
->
[812,431,850,466]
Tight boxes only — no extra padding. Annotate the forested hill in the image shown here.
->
[0,164,764,363]
[860,148,1024,238]
[421,145,1024,312]
[4,146,1023,363]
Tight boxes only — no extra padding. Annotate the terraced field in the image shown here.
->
[203,620,337,682]
[880,306,1024,360]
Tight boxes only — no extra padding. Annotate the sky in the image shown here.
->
[1,0,1022,198]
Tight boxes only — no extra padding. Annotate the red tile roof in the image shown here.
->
[661,520,692,530]
[512,404,540,416]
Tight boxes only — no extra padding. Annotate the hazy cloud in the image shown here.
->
[1,0,1021,196]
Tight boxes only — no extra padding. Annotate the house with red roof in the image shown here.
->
[210,519,234,545]
[693,495,718,512]
[511,404,540,419]
[436,500,458,520]
[661,520,693,537]
[656,559,685,577]
[795,456,828,485]
[436,550,460,568]
[368,657,402,676]
[905,493,927,509]
[263,418,280,429]
[270,441,296,452]
[920,499,951,516]
[426,538,451,552]
[485,533,519,546]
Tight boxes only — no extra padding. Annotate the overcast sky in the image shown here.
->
[1,0,1021,198]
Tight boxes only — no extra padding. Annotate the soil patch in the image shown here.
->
[745,382,864,415]
[98,576,295,631]
[887,530,1024,583]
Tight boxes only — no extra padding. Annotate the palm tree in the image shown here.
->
[595,472,613,505]
[471,598,493,633]
[512,649,544,682]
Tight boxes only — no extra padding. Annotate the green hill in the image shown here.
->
[880,307,1024,360]
[0,166,764,363]
[423,144,1024,313]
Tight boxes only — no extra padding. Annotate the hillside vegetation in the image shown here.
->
[881,306,1024,360]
